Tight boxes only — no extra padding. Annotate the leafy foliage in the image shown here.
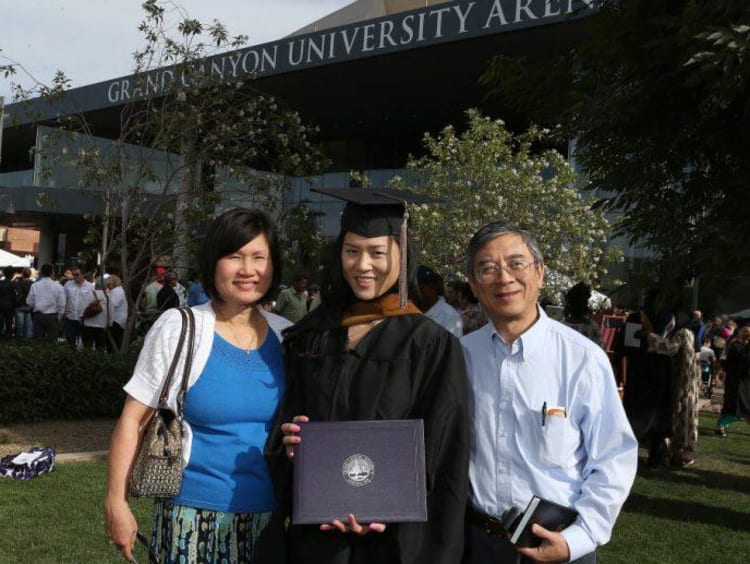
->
[281,202,325,280]
[481,0,750,290]
[0,49,70,102]
[22,1,326,350]
[0,343,138,423]
[388,109,617,298]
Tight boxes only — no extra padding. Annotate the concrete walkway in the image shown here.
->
[56,450,109,463]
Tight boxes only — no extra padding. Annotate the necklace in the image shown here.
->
[223,312,257,354]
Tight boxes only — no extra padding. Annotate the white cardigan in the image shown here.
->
[123,301,291,465]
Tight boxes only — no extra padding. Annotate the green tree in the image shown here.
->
[281,201,325,282]
[388,109,617,300]
[19,0,324,350]
[1,50,70,102]
[481,0,750,293]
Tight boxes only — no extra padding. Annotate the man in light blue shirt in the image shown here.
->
[461,222,637,563]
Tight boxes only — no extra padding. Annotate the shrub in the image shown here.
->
[0,342,139,423]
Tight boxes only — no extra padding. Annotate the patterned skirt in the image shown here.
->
[150,500,272,564]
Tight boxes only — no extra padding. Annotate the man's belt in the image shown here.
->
[465,505,508,537]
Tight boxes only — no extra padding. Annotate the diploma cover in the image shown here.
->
[292,419,427,524]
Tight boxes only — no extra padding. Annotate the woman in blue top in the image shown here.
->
[104,208,291,563]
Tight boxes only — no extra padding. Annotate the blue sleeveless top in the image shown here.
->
[171,329,285,513]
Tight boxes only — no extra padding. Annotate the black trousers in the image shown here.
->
[33,312,60,342]
[464,524,596,564]
[81,326,106,351]
[0,307,13,336]
[108,321,125,351]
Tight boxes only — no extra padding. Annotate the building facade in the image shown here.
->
[1,0,601,274]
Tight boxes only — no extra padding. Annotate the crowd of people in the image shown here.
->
[711,321,750,437]
[0,264,128,351]
[600,296,750,469]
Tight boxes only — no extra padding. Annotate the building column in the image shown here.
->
[36,219,57,267]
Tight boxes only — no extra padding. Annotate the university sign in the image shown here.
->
[3,0,596,123]
[105,0,596,104]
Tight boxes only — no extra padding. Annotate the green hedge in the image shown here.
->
[0,342,139,423]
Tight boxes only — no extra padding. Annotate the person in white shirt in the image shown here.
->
[698,336,718,397]
[26,263,65,342]
[107,274,129,351]
[417,265,463,338]
[81,278,109,350]
[62,265,94,348]
[461,222,637,564]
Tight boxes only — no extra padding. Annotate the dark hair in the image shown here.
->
[465,222,544,280]
[199,208,281,303]
[564,282,592,319]
[446,280,462,293]
[417,265,444,291]
[3,267,13,280]
[459,281,479,305]
[40,264,54,278]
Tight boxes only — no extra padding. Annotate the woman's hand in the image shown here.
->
[103,397,152,561]
[281,415,309,460]
[103,495,138,561]
[321,513,387,535]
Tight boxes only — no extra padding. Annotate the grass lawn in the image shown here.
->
[0,414,749,562]
[0,461,153,563]
[600,415,750,563]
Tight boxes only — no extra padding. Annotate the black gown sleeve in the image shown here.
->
[396,325,469,564]
[265,337,305,514]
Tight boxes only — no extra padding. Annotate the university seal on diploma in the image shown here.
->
[342,454,375,487]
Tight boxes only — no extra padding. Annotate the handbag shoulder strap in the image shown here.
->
[156,307,189,406]
[177,307,196,407]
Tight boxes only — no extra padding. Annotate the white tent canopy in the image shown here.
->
[0,248,32,268]
[728,308,750,320]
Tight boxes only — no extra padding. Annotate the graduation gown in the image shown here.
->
[615,312,673,442]
[266,312,469,564]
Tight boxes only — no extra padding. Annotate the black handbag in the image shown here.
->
[128,307,195,498]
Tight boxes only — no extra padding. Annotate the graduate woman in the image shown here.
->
[267,188,469,564]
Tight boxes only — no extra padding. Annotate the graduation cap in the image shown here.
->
[312,187,437,307]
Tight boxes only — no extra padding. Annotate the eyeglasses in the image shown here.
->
[474,260,538,284]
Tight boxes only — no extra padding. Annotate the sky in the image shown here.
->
[0,0,355,101]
